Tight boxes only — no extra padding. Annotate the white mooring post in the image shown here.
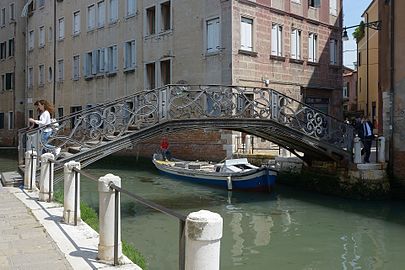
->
[378,136,386,163]
[98,174,122,263]
[39,153,54,201]
[354,137,362,164]
[24,150,37,190]
[63,161,81,224]
[185,210,223,270]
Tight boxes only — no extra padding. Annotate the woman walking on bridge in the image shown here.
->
[28,100,60,156]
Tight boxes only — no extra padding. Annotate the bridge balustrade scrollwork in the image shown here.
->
[18,85,354,165]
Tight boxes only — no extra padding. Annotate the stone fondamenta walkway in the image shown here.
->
[0,186,72,269]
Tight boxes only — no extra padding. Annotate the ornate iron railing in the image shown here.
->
[18,85,354,165]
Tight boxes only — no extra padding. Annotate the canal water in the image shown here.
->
[1,151,405,269]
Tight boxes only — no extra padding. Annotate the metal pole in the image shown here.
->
[179,220,185,270]
[114,189,119,266]
[366,12,369,117]
[30,148,33,190]
[74,170,78,226]
[48,160,52,202]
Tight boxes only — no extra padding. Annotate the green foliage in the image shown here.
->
[352,21,365,43]
[53,189,147,268]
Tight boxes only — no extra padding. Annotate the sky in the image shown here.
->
[342,0,373,69]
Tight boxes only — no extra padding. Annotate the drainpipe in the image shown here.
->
[388,0,395,176]
[53,0,56,106]
[366,12,369,117]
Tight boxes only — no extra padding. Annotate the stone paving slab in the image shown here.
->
[0,186,72,270]
[3,186,141,270]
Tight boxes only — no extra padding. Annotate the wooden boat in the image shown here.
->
[152,154,277,192]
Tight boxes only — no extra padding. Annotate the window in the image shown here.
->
[28,67,33,87]
[329,38,338,65]
[1,8,5,26]
[146,6,156,35]
[88,5,96,30]
[29,30,34,50]
[109,0,118,23]
[308,0,320,8]
[0,113,4,129]
[39,26,45,47]
[97,1,105,27]
[9,3,15,21]
[240,17,253,51]
[146,63,155,89]
[37,0,45,8]
[126,0,136,17]
[73,11,80,35]
[73,55,80,80]
[84,51,93,77]
[57,59,64,81]
[124,40,136,70]
[308,33,317,62]
[98,48,105,73]
[206,17,220,53]
[160,60,171,86]
[329,0,337,15]
[8,39,14,57]
[271,24,283,57]
[5,73,14,90]
[292,0,301,3]
[39,64,45,86]
[107,45,118,73]
[358,52,361,66]
[48,67,52,82]
[160,1,171,31]
[291,29,301,59]
[58,18,65,40]
[343,82,349,98]
[0,42,6,59]
[58,108,64,119]
[8,112,13,129]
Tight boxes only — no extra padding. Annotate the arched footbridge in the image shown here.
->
[18,85,354,172]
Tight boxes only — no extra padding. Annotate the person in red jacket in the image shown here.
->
[160,137,170,160]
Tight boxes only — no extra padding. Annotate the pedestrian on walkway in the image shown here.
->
[359,115,373,163]
[28,100,61,156]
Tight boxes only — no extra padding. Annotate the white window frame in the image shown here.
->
[329,38,338,65]
[39,64,45,86]
[206,17,220,54]
[107,45,118,73]
[87,4,96,31]
[9,3,15,21]
[271,23,283,57]
[28,30,34,50]
[126,0,136,17]
[57,59,64,82]
[240,17,253,52]
[290,28,301,60]
[84,51,93,78]
[58,17,65,40]
[308,33,318,62]
[97,1,106,28]
[73,55,80,80]
[329,0,337,16]
[39,26,45,48]
[109,0,118,24]
[73,11,81,35]
[124,40,136,70]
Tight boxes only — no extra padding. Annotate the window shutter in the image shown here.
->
[104,48,109,72]
[241,18,252,51]
[314,0,321,8]
[92,50,97,74]
[99,49,105,72]
[297,31,301,59]
[277,26,282,56]
[113,45,118,71]
[207,20,214,52]
[213,19,220,51]
[5,73,12,90]
[329,39,335,64]
[330,0,337,15]
[131,41,136,67]
[271,24,277,55]
[291,30,296,59]
[308,34,313,62]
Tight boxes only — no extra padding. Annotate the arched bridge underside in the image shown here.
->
[18,85,354,172]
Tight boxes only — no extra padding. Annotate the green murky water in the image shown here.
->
[1,152,405,269]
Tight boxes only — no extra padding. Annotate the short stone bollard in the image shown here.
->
[354,136,362,164]
[98,174,122,263]
[24,150,37,190]
[185,210,223,270]
[378,136,386,163]
[39,153,54,201]
[63,161,81,225]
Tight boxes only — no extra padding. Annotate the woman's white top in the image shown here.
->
[34,110,52,132]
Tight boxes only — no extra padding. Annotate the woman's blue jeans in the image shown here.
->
[41,131,55,154]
